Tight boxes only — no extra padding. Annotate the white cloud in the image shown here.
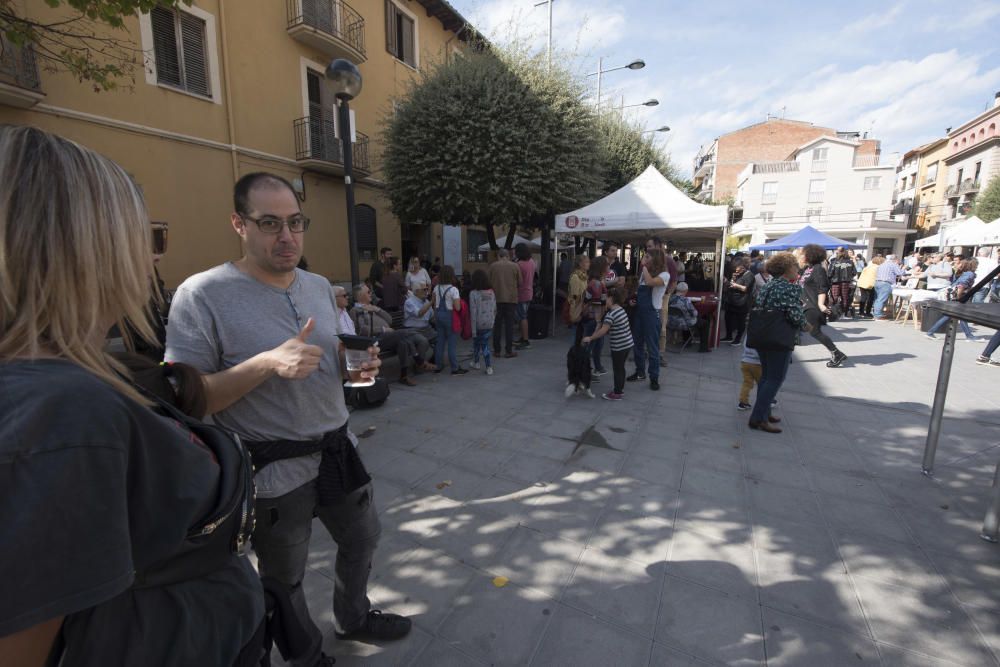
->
[464,0,628,56]
[665,50,1000,176]
[840,3,906,36]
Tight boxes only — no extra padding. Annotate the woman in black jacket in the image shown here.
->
[827,247,857,317]
[797,244,848,368]
[721,257,755,346]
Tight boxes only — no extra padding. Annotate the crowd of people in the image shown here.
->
[5,124,999,667]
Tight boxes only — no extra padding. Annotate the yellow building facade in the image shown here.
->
[0,0,480,287]
[914,138,949,237]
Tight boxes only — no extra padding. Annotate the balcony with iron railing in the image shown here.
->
[293,116,371,175]
[286,0,366,62]
[959,178,980,194]
[852,155,885,168]
[0,38,44,107]
[752,161,800,174]
[945,184,960,198]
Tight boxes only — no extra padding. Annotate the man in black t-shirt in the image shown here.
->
[603,241,626,287]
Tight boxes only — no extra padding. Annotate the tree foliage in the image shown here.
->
[382,49,604,247]
[597,112,683,194]
[1,0,191,91]
[974,176,1000,223]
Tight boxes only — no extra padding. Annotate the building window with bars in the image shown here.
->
[355,204,377,261]
[808,179,826,203]
[385,1,416,68]
[761,181,778,205]
[148,6,211,97]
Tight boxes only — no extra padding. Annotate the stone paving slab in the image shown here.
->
[270,316,1000,666]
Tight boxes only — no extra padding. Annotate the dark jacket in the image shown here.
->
[828,256,857,283]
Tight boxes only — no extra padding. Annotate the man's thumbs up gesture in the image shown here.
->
[269,317,324,379]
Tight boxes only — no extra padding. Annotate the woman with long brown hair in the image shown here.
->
[0,126,264,666]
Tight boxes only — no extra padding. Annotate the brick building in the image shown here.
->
[692,117,880,204]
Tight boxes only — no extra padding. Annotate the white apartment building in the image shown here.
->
[733,136,907,257]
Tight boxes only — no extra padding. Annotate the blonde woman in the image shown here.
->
[0,126,264,665]
[404,255,431,291]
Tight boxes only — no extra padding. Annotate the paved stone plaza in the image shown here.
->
[279,316,1000,666]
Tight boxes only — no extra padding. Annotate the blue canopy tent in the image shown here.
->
[749,225,866,251]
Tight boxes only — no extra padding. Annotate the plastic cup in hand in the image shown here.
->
[339,334,377,387]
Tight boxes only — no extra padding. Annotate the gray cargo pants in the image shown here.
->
[252,479,380,665]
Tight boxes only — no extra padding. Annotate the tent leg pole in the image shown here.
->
[716,226,728,349]
[551,235,559,336]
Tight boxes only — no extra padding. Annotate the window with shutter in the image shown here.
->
[149,6,211,97]
[385,1,416,68]
[355,205,377,260]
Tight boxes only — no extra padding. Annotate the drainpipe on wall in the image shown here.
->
[217,0,240,192]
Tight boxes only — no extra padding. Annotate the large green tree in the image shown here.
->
[597,112,686,195]
[382,49,604,249]
[974,176,1000,222]
[1,0,191,91]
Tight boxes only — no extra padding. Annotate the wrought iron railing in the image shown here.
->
[752,161,799,174]
[293,116,371,172]
[945,184,959,198]
[959,178,980,194]
[286,0,366,56]
[0,38,41,91]
[852,155,883,168]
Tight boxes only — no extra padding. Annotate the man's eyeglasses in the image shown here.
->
[241,214,310,234]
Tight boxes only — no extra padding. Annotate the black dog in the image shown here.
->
[565,327,593,398]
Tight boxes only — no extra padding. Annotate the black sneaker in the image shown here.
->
[729,339,742,347]
[650,379,660,391]
[737,402,751,410]
[976,355,991,365]
[452,368,469,375]
[514,339,531,349]
[319,654,337,666]
[826,350,847,368]
[336,610,412,641]
[626,372,646,382]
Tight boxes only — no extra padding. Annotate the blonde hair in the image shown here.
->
[0,125,156,404]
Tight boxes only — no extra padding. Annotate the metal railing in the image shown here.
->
[959,178,980,194]
[293,116,371,172]
[945,184,959,198]
[286,0,366,57]
[0,38,41,91]
[852,155,883,168]
[752,161,800,174]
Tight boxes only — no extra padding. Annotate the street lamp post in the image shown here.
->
[533,0,554,70]
[589,57,645,113]
[326,58,363,287]
[619,98,659,112]
[641,126,671,134]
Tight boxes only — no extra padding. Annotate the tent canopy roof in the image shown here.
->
[555,165,727,251]
[942,216,989,246]
[749,225,866,251]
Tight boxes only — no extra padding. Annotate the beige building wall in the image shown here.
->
[0,0,473,287]
[915,139,949,235]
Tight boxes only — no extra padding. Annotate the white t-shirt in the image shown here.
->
[641,270,671,309]
[405,268,431,290]
[926,262,953,289]
[434,284,460,310]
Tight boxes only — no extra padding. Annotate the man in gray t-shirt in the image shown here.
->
[165,173,411,664]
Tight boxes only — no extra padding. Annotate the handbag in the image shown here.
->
[747,308,797,351]
[828,303,843,322]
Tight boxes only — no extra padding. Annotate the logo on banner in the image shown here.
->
[565,215,579,229]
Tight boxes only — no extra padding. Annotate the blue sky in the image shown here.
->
[448,0,1000,178]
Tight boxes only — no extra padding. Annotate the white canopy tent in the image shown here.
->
[942,216,989,248]
[983,218,1000,246]
[555,165,728,250]
[914,233,941,249]
[553,165,730,338]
